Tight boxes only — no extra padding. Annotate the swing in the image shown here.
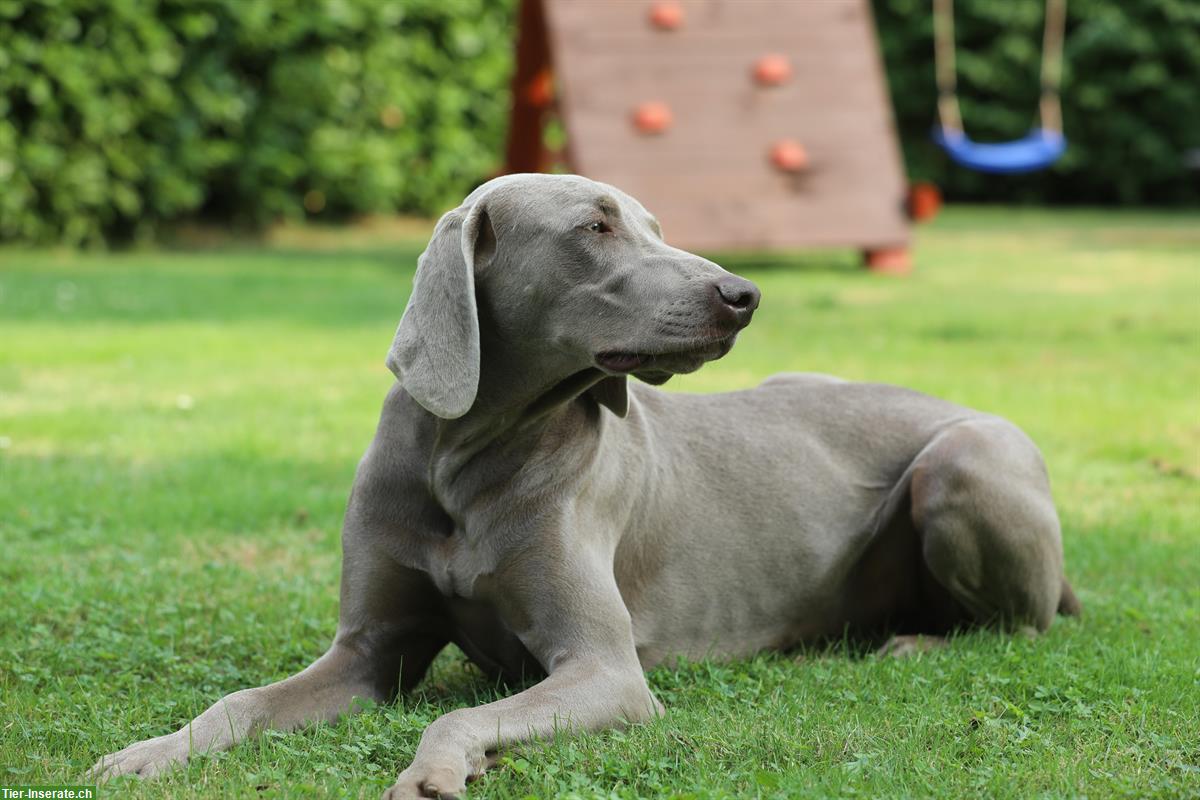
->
[932,0,1067,174]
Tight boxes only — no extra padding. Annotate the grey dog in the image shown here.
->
[89,174,1079,798]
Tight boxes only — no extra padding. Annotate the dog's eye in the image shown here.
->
[586,221,611,234]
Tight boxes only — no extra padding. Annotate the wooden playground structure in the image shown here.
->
[505,0,913,273]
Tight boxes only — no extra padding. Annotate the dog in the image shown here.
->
[89,174,1078,798]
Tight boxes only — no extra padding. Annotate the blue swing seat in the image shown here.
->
[932,127,1066,174]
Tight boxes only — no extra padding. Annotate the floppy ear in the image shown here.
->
[587,375,629,418]
[387,202,493,419]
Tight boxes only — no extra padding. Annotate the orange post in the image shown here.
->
[907,182,942,222]
[864,247,913,275]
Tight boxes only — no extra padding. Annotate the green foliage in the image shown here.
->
[0,0,515,245]
[873,0,1200,204]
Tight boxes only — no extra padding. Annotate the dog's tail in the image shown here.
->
[1057,577,1083,617]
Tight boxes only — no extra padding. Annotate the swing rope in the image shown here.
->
[933,0,964,134]
[1038,0,1067,134]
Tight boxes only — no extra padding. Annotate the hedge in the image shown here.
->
[1,0,1196,244]
[0,0,514,245]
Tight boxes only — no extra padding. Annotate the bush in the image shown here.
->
[0,0,515,245]
[874,0,1200,205]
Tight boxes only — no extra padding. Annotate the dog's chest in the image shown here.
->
[422,525,503,600]
[416,522,542,677]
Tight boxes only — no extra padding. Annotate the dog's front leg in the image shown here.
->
[384,656,655,799]
[87,554,448,782]
[383,550,659,800]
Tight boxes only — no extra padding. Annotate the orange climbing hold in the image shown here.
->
[769,139,808,172]
[524,67,554,108]
[648,2,684,31]
[753,54,792,87]
[633,102,673,134]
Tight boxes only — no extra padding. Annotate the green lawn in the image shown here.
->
[1,208,1198,799]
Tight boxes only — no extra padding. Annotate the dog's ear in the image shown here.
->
[587,375,629,418]
[387,202,495,419]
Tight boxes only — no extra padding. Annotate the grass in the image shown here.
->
[1,207,1198,799]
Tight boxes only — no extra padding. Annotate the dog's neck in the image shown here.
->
[417,348,611,521]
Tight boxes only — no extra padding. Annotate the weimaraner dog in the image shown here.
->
[89,174,1079,798]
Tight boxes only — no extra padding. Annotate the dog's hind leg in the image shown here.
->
[908,418,1069,634]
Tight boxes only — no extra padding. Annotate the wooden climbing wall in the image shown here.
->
[506,0,912,268]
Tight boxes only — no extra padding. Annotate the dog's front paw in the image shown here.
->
[876,634,948,658]
[383,760,474,800]
[85,732,189,782]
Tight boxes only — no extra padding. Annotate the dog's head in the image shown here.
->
[388,174,760,419]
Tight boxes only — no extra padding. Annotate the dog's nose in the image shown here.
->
[711,277,761,326]
[715,277,760,311]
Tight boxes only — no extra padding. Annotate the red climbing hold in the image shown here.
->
[770,139,808,172]
[525,67,554,108]
[649,2,684,31]
[633,102,673,135]
[753,54,793,87]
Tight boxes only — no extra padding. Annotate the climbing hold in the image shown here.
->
[769,139,808,172]
[649,2,684,31]
[633,102,673,135]
[525,67,554,108]
[753,54,792,87]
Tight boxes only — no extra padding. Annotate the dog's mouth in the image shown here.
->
[595,337,736,376]
[595,351,648,372]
